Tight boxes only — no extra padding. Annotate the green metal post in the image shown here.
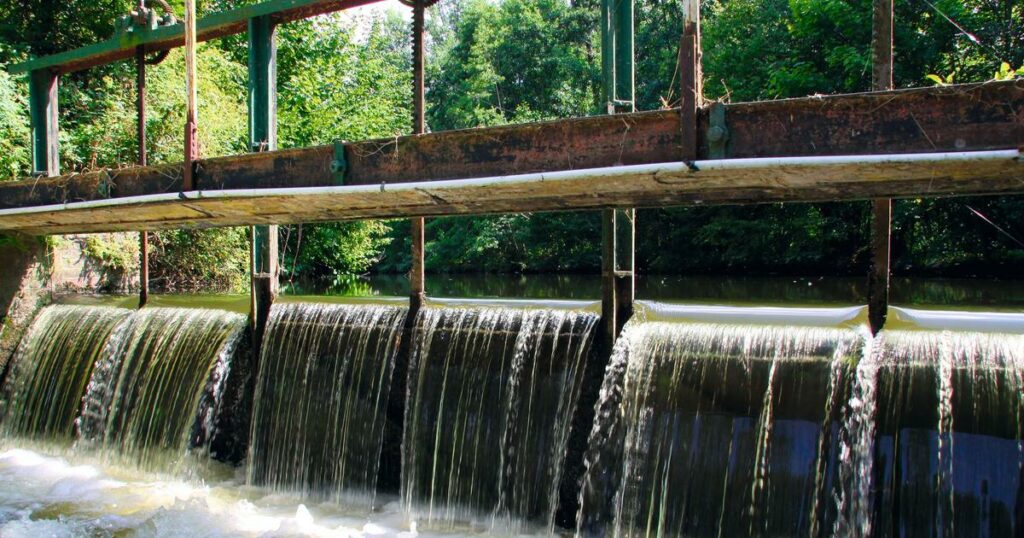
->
[600,0,634,113]
[614,0,634,111]
[600,0,635,346]
[600,0,614,113]
[248,15,277,152]
[29,69,59,176]
[248,15,278,345]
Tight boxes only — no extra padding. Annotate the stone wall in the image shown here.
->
[50,234,138,294]
[0,236,50,374]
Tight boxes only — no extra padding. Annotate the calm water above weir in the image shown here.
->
[289,273,1024,308]
[57,274,1024,310]
[4,274,1022,536]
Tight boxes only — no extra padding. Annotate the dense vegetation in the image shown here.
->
[0,0,1021,290]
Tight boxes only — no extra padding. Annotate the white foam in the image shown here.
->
[0,448,503,537]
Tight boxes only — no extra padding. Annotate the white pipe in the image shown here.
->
[0,149,1019,217]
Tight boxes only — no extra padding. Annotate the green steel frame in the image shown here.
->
[600,0,634,113]
[248,14,279,340]
[8,0,380,76]
[28,69,59,176]
[600,0,636,343]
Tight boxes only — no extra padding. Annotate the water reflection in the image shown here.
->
[283,274,1024,309]
[54,274,1024,309]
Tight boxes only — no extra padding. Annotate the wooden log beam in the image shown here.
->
[1,150,1020,235]
[8,0,383,76]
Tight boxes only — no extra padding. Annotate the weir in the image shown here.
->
[0,0,1023,535]
[862,327,1024,535]
[0,299,1020,534]
[577,305,867,536]
[403,304,599,532]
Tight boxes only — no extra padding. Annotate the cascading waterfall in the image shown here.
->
[856,327,1024,536]
[402,304,598,532]
[577,305,866,537]
[77,307,246,470]
[0,305,132,442]
[831,344,879,538]
[3,295,1023,536]
[246,302,407,502]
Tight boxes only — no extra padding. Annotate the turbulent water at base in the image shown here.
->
[76,307,246,470]
[577,314,866,537]
[403,305,598,532]
[0,306,132,442]
[0,448,428,537]
[247,302,407,502]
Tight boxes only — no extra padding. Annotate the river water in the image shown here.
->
[58,274,1024,311]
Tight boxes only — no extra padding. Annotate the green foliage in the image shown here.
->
[0,0,1021,284]
[427,0,598,130]
[82,233,140,274]
[277,13,413,146]
[57,45,247,172]
[388,213,600,274]
[894,197,1024,276]
[0,67,29,180]
[281,221,392,279]
[992,62,1023,81]
[149,228,249,292]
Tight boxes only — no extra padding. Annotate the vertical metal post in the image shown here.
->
[600,0,635,345]
[410,1,427,311]
[248,15,279,344]
[679,0,701,161]
[28,69,59,177]
[600,0,614,113]
[613,0,634,109]
[868,0,894,334]
[183,0,198,191]
[137,45,150,307]
[601,0,634,113]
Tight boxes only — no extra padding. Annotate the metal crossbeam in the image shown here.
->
[8,0,382,75]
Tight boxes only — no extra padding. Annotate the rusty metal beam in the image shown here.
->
[409,1,427,310]
[868,0,895,335]
[136,45,149,308]
[1,80,1018,213]
[8,0,383,76]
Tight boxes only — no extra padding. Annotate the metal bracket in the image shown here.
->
[331,141,348,185]
[706,103,729,159]
[115,5,176,35]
